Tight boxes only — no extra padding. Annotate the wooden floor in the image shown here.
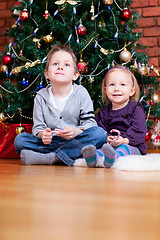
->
[1,159,160,240]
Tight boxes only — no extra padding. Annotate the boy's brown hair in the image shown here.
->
[45,43,78,73]
[102,65,140,105]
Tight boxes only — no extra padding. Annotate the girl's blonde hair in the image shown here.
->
[102,65,140,105]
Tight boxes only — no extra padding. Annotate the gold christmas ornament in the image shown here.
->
[13,9,20,16]
[25,60,41,69]
[55,0,79,5]
[150,65,160,76]
[152,93,159,103]
[102,0,113,4]
[0,113,6,123]
[98,21,102,28]
[119,48,132,62]
[33,38,41,48]
[100,47,114,56]
[1,65,8,73]
[12,59,41,74]
[12,21,18,28]
[133,60,138,69]
[42,34,54,44]
[90,1,95,20]
[12,66,23,74]
[16,125,27,135]
[137,64,149,76]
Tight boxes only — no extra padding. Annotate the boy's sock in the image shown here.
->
[102,144,116,168]
[20,150,60,165]
[81,145,97,167]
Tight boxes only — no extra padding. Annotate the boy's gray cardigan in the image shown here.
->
[32,83,97,135]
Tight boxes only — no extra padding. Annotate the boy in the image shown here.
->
[14,44,107,166]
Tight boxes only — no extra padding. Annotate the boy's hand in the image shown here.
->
[55,126,83,140]
[37,128,53,144]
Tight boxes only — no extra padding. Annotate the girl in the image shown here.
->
[81,65,147,168]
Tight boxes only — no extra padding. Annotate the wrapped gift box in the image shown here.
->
[0,123,33,159]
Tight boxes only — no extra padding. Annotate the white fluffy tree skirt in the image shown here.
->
[74,154,160,171]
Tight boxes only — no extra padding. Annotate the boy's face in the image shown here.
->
[45,50,79,85]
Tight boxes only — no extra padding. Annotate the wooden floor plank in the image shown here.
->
[0,159,160,240]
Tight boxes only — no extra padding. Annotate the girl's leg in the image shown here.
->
[102,144,141,168]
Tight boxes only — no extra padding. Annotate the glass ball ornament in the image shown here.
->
[2,54,13,66]
[19,9,30,21]
[0,113,6,123]
[15,1,21,6]
[19,50,23,56]
[102,0,113,4]
[16,125,26,135]
[78,59,87,74]
[120,8,132,21]
[152,93,159,103]
[77,24,87,37]
[137,64,149,76]
[119,48,132,62]
[145,130,151,141]
[21,78,26,85]
[39,82,43,89]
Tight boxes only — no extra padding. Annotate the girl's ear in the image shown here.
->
[129,86,136,97]
[73,71,79,81]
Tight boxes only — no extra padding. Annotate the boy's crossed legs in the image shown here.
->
[15,126,107,166]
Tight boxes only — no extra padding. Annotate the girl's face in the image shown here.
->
[45,50,79,86]
[105,70,135,110]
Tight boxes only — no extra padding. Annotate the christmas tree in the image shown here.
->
[0,0,160,132]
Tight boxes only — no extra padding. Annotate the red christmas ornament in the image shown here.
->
[152,135,160,147]
[78,59,87,74]
[44,10,50,19]
[19,9,30,21]
[19,51,23,56]
[77,24,87,37]
[145,130,152,141]
[2,54,13,66]
[120,8,131,21]
[15,1,21,6]
[150,101,154,106]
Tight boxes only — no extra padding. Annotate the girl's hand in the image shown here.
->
[108,136,129,148]
[107,135,115,145]
[37,128,53,144]
[55,126,83,140]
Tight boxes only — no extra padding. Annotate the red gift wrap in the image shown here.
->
[0,123,33,159]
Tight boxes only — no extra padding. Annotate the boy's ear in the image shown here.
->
[73,71,79,81]
[45,69,48,79]
[130,86,136,97]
